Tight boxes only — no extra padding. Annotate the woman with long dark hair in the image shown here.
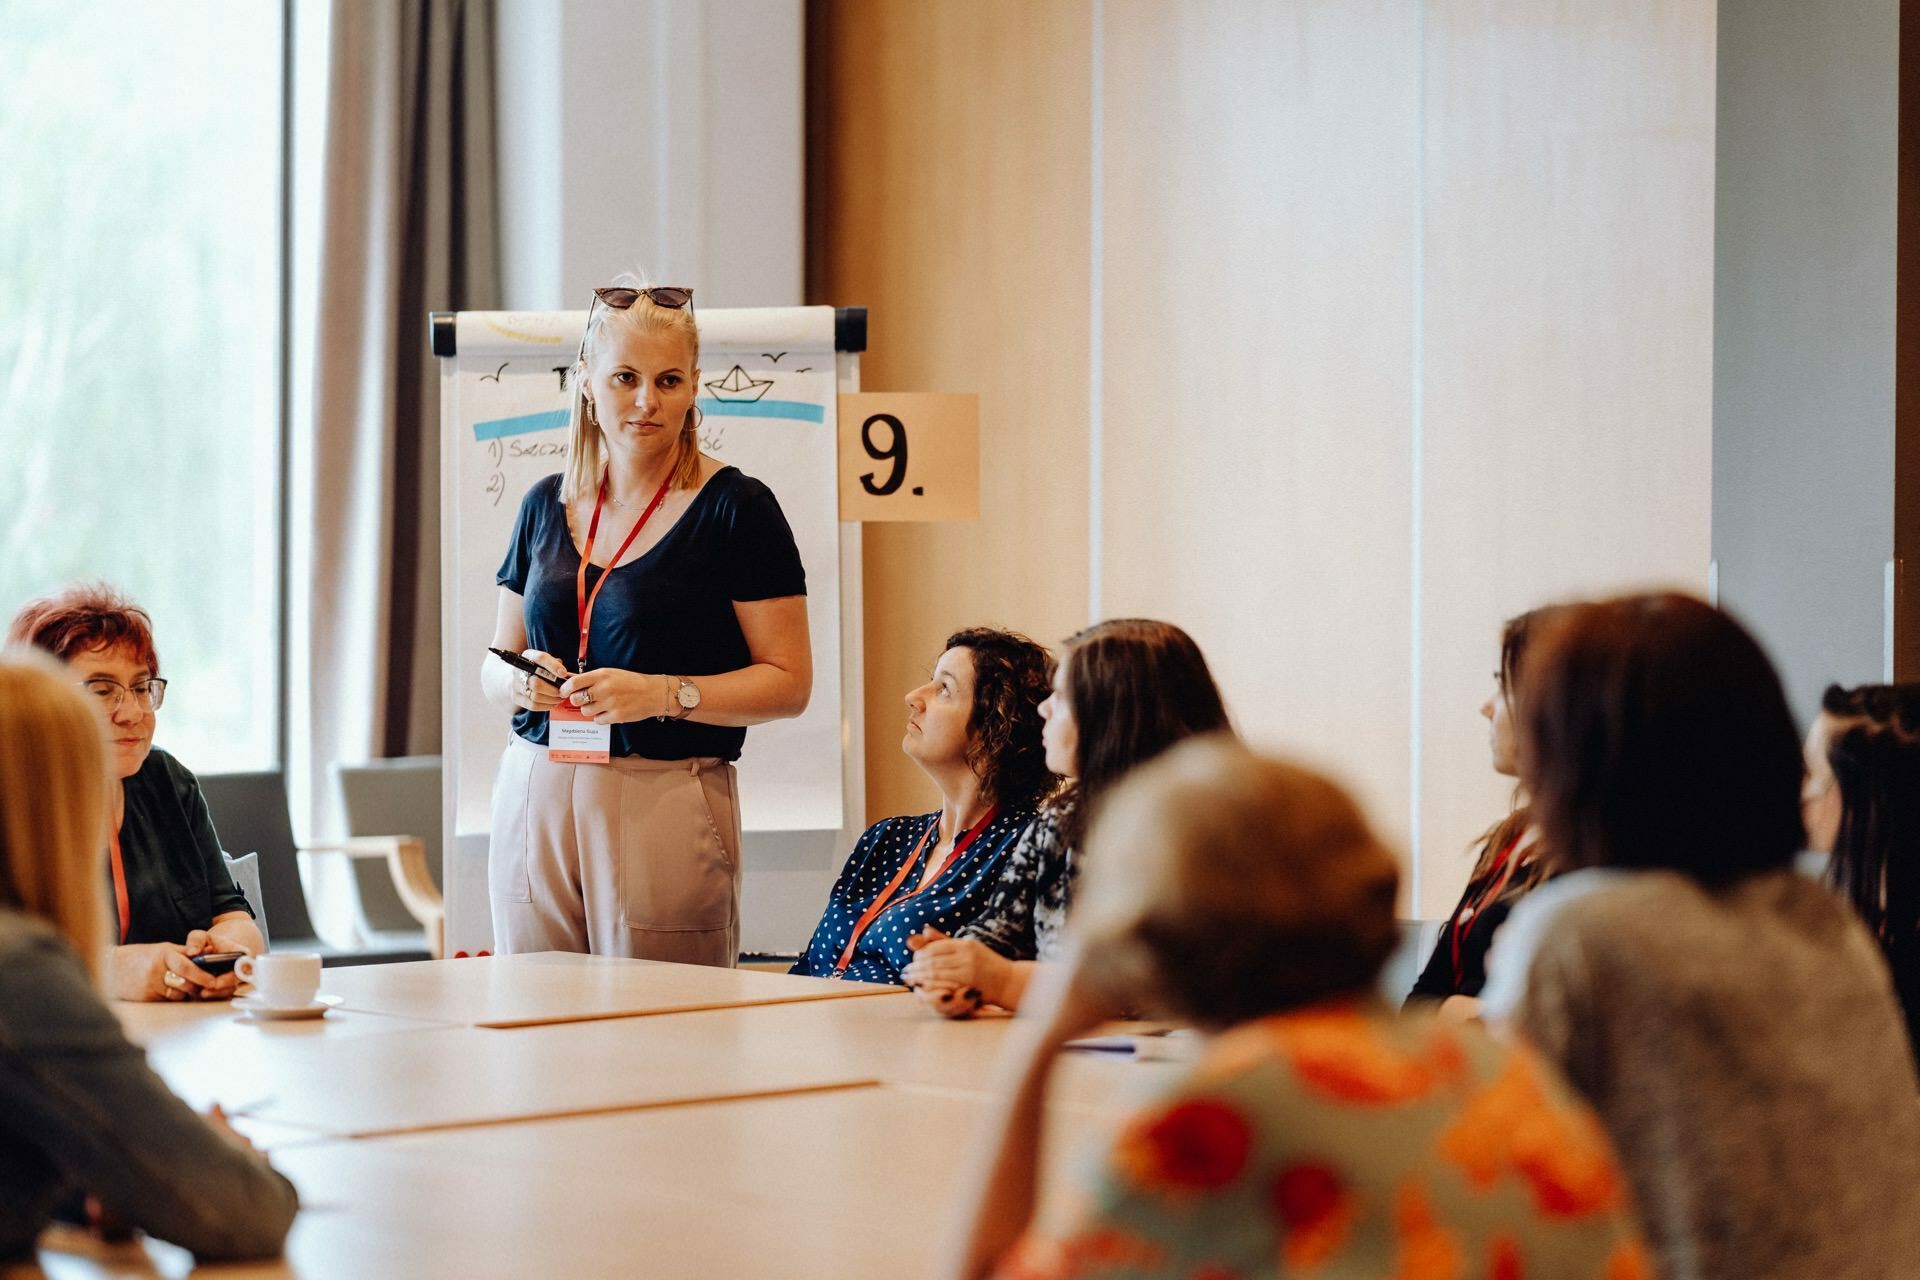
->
[1804,682,1920,1057]
[1406,608,1556,1017]
[1481,594,1920,1280]
[902,619,1229,1015]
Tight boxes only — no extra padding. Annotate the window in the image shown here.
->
[0,0,285,771]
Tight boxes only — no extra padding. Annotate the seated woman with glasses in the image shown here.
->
[0,653,297,1262]
[8,582,264,1002]
[790,628,1054,984]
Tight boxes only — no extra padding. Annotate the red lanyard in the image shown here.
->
[834,805,1001,974]
[1450,831,1526,975]
[108,825,130,944]
[575,469,673,671]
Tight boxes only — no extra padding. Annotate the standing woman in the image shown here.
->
[1803,682,1920,1058]
[482,281,812,964]
[8,583,265,1002]
[903,619,1229,1015]
[1405,608,1555,1018]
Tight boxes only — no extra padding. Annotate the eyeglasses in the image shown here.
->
[79,676,168,713]
[578,286,695,361]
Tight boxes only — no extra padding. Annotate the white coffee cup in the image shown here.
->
[236,952,322,1008]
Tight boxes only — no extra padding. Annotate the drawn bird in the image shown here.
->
[480,361,509,382]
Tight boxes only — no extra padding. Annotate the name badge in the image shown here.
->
[548,703,611,764]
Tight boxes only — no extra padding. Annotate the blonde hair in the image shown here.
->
[562,272,705,504]
[0,652,110,978]
[1075,736,1401,1028]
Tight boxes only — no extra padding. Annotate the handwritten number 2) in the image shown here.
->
[859,414,908,497]
[485,473,505,506]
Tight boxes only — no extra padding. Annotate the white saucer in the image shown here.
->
[234,994,342,1021]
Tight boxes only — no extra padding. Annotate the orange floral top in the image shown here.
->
[996,1002,1650,1280]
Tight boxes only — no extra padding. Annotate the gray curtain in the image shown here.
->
[297,0,498,840]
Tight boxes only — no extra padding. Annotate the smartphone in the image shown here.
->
[192,951,245,975]
[488,647,567,687]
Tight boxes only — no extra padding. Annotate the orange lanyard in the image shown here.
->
[834,806,1001,974]
[574,469,673,671]
[108,825,130,944]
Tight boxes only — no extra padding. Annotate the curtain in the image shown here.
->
[292,0,498,848]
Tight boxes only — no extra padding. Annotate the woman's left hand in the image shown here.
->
[559,668,669,724]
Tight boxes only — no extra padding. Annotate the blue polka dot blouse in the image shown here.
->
[789,807,1037,984]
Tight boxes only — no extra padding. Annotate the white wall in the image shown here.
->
[491,0,826,953]
[1094,1,1717,919]
[496,0,803,310]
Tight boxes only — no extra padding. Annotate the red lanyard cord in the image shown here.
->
[108,825,130,944]
[834,805,1001,975]
[1449,831,1528,976]
[574,469,673,672]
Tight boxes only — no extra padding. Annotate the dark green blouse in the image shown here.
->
[114,748,252,945]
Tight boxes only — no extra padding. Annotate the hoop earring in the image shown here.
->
[585,399,599,428]
[687,403,704,433]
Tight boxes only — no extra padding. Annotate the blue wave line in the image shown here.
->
[474,397,826,442]
[473,409,567,441]
[698,397,827,423]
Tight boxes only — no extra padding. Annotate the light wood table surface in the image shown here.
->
[39,1078,1161,1280]
[40,957,1183,1278]
[315,951,899,1027]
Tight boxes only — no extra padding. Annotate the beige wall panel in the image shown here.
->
[809,2,1093,823]
[1416,1,1716,916]
[1098,1,1420,857]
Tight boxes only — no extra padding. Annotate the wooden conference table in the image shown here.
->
[35,954,1178,1279]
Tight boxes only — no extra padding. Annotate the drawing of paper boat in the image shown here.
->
[705,365,775,402]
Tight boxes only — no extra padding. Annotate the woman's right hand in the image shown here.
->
[511,649,569,712]
[108,942,224,1002]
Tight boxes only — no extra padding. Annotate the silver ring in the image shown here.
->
[580,692,592,706]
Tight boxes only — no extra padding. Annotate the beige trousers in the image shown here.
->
[488,735,741,965]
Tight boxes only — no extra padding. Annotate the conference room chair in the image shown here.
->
[221,851,266,945]
[199,771,437,965]
[335,755,446,955]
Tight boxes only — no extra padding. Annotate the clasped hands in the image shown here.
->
[512,649,669,723]
[902,927,1014,1019]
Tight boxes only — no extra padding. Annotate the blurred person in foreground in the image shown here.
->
[946,736,1649,1280]
[1482,594,1920,1280]
[0,652,296,1263]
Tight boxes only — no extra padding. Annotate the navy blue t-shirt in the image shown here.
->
[496,468,806,761]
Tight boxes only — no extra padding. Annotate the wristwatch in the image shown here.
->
[668,676,700,720]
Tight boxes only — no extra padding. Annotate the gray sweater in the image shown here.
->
[0,909,298,1263]
[1485,868,1920,1280]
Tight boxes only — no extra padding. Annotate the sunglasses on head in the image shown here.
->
[579,286,694,362]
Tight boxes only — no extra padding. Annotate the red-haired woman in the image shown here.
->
[902,619,1229,1015]
[8,583,264,1002]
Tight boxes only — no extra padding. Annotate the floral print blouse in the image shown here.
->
[996,1002,1650,1280]
[957,801,1077,963]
